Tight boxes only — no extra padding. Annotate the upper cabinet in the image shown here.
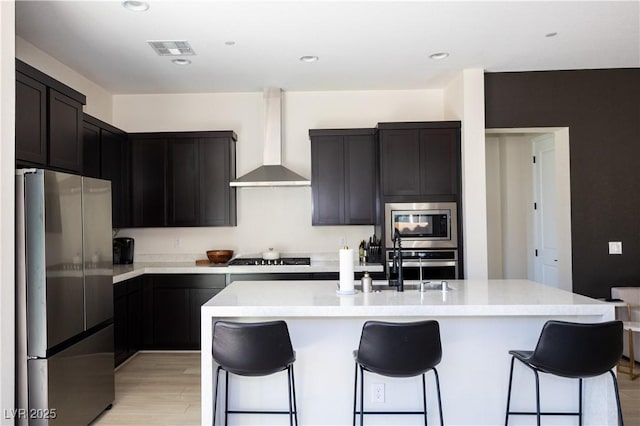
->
[16,60,85,174]
[310,128,377,225]
[83,114,131,228]
[378,121,461,201]
[129,131,237,228]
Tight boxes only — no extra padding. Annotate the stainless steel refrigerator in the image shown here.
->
[16,169,115,425]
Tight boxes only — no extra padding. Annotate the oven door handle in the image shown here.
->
[389,260,457,268]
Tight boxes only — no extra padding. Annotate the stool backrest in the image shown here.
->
[529,320,623,378]
[212,320,295,376]
[356,320,442,377]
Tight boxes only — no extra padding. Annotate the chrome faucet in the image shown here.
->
[389,229,404,292]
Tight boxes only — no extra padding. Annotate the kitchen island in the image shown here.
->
[201,280,616,425]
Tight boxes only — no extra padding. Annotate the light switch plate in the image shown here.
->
[608,241,622,255]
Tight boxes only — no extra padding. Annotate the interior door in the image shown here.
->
[533,135,559,287]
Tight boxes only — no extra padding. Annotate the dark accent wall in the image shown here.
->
[484,69,640,298]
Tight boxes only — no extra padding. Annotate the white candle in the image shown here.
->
[339,248,355,293]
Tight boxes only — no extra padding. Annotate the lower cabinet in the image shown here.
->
[113,277,142,367]
[142,274,226,350]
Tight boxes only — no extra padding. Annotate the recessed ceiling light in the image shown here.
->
[122,1,149,12]
[299,55,319,63]
[429,52,449,60]
[172,59,191,65]
[545,32,558,38]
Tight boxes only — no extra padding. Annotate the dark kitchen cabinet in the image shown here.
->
[16,60,86,174]
[114,276,142,367]
[378,122,461,201]
[82,121,101,178]
[130,131,237,227]
[131,136,167,227]
[142,274,226,349]
[83,115,131,227]
[15,71,47,165]
[310,128,377,225]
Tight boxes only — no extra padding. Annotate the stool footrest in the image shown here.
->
[508,411,579,416]
[227,409,297,415]
[354,410,426,415]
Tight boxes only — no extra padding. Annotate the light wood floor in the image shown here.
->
[93,352,639,425]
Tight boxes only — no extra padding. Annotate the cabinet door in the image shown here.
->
[131,138,166,227]
[380,129,421,196]
[311,135,345,225]
[101,130,130,228]
[113,285,128,367]
[200,137,236,226]
[152,286,190,348]
[419,129,459,196]
[126,279,142,356]
[48,88,83,173]
[82,121,101,178]
[15,72,47,165]
[189,288,223,346]
[167,138,199,226]
[345,134,376,224]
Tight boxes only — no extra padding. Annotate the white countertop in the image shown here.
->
[202,279,612,318]
[112,259,384,284]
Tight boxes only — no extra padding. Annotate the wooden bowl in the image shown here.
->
[206,250,234,264]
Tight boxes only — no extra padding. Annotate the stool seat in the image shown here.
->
[353,320,444,426]
[212,320,298,426]
[505,320,624,426]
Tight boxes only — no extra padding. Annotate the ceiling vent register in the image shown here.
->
[148,40,195,56]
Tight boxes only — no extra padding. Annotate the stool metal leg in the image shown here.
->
[433,368,444,426]
[224,370,229,426]
[213,366,222,426]
[609,370,625,426]
[359,365,365,426]
[533,369,541,426]
[578,378,583,426]
[504,356,516,425]
[422,373,428,426]
[286,365,298,426]
[352,363,358,426]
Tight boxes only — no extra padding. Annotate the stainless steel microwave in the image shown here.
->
[384,202,458,249]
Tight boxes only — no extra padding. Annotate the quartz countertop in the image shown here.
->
[112,258,384,284]
[202,279,612,318]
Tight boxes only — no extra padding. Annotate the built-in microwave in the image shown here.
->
[384,202,458,249]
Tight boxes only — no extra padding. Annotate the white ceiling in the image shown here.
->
[15,1,640,94]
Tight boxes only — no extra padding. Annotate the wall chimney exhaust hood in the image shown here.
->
[230,88,310,187]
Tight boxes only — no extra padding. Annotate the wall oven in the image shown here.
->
[386,249,459,280]
[384,202,458,249]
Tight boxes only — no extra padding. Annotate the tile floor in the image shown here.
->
[92,352,639,425]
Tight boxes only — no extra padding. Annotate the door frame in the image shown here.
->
[485,127,572,291]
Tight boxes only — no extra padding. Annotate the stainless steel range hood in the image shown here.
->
[230,88,310,187]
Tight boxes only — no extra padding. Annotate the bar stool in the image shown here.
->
[212,320,298,426]
[504,320,624,426]
[352,320,444,426]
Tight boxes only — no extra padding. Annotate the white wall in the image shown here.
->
[113,89,445,258]
[0,2,15,423]
[16,37,113,123]
[444,69,488,279]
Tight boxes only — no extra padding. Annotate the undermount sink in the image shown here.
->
[358,280,453,292]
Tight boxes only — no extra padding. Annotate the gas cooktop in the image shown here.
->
[228,257,311,266]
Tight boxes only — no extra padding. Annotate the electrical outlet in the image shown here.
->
[608,241,622,255]
[372,383,385,403]
[174,237,181,248]
[340,236,347,247]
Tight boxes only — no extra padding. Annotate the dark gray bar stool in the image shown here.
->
[212,320,297,426]
[352,320,444,426]
[505,320,624,426]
